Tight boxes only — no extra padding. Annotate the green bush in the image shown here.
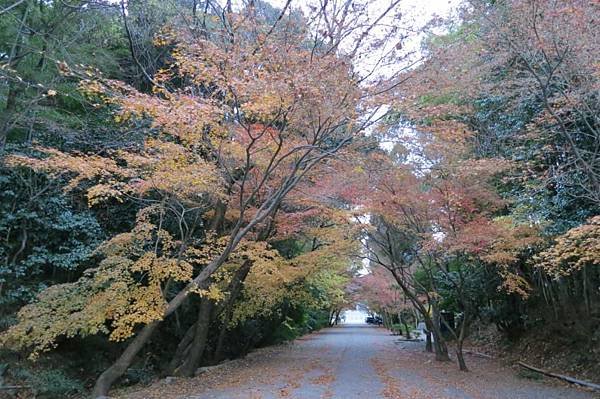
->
[7,367,84,398]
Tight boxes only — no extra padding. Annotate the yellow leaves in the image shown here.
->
[241,91,291,121]
[184,235,227,267]
[481,218,541,265]
[79,79,105,97]
[109,284,166,342]
[0,211,221,356]
[5,147,131,193]
[227,225,355,325]
[478,218,542,298]
[191,284,226,302]
[87,182,130,206]
[152,26,176,47]
[13,138,224,207]
[145,157,220,199]
[0,271,119,359]
[130,139,223,201]
[535,216,600,279]
[130,252,194,284]
[498,270,532,299]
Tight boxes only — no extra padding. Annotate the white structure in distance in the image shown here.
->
[341,305,369,324]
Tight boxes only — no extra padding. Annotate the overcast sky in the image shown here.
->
[264,0,462,78]
[266,0,461,27]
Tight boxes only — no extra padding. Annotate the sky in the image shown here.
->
[267,0,459,20]
[267,0,461,63]
[219,0,462,79]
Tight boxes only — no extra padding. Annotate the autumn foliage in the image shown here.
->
[1,0,599,395]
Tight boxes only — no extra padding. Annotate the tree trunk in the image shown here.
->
[583,267,591,317]
[402,321,411,339]
[456,341,468,371]
[166,322,197,375]
[92,320,160,398]
[213,260,252,362]
[209,200,227,233]
[455,312,469,371]
[431,305,449,361]
[424,315,449,361]
[0,85,19,151]
[174,298,213,377]
[1,3,29,152]
[433,334,449,360]
[425,330,433,352]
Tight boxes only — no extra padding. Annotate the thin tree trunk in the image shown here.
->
[433,333,449,360]
[456,342,468,371]
[402,321,411,339]
[456,312,469,371]
[583,267,590,317]
[174,298,213,377]
[1,4,29,152]
[166,322,197,375]
[209,200,226,232]
[213,260,252,362]
[92,320,160,398]
[430,306,449,361]
[425,330,433,352]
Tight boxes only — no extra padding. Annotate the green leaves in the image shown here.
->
[0,170,102,314]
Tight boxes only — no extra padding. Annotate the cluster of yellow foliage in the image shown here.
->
[229,223,357,326]
[5,137,223,208]
[535,216,600,278]
[0,208,223,357]
[481,218,542,298]
[5,148,132,193]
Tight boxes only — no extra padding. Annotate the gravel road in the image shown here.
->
[120,324,598,399]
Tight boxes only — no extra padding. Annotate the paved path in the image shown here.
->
[121,325,597,399]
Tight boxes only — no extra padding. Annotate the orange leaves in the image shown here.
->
[475,218,542,298]
[132,140,223,201]
[241,91,291,122]
[5,147,131,191]
[482,219,541,267]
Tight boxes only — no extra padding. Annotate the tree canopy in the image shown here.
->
[0,0,598,396]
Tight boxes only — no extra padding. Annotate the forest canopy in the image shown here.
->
[0,0,598,397]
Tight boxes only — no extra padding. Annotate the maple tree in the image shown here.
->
[1,0,408,396]
[348,109,544,370]
[352,0,600,374]
[535,216,600,317]
[1,0,599,394]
